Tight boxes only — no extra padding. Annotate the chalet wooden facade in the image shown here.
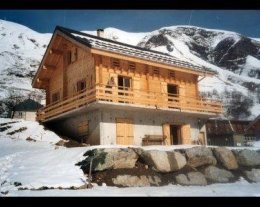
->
[32,26,223,145]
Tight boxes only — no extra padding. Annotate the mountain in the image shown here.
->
[0,20,51,114]
[0,20,259,120]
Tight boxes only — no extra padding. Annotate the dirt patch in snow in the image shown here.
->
[7,127,27,135]
[55,139,89,148]
[0,125,11,132]
[26,137,36,142]
[0,121,19,126]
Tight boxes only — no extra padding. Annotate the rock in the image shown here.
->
[77,148,138,172]
[140,150,186,173]
[176,172,207,186]
[233,149,260,167]
[244,169,260,182]
[78,183,93,189]
[13,182,22,187]
[185,146,214,158]
[185,146,217,168]
[204,166,234,183]
[112,175,161,187]
[130,147,144,156]
[213,147,238,170]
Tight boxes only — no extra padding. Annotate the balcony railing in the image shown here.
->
[37,84,223,122]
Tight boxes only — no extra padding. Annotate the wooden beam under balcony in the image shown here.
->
[49,48,63,55]
[43,64,56,71]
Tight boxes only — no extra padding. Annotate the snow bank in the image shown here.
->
[0,136,87,193]
[0,118,61,144]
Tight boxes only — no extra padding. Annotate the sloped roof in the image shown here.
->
[206,119,254,135]
[14,99,43,112]
[56,26,216,75]
[245,114,260,132]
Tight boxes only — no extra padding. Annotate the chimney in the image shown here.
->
[97,29,104,38]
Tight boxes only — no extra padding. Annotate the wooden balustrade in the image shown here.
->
[37,84,223,122]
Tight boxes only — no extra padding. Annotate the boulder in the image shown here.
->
[244,169,260,182]
[140,150,186,173]
[233,149,260,167]
[112,175,161,187]
[176,172,207,186]
[204,166,234,183]
[185,147,217,168]
[213,147,238,170]
[77,148,138,172]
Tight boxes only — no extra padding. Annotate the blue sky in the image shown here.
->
[0,10,260,37]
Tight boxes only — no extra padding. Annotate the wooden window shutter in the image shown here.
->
[111,58,120,68]
[181,124,191,144]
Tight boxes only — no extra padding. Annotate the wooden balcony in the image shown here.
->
[37,84,223,122]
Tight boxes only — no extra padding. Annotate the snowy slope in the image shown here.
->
[0,20,51,101]
[0,20,259,119]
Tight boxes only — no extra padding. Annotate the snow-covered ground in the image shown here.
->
[8,178,260,197]
[0,118,260,197]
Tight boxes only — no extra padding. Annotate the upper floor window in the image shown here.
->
[168,70,175,79]
[118,76,131,90]
[128,62,136,72]
[68,47,78,64]
[153,68,160,76]
[52,91,60,103]
[77,79,86,92]
[111,58,120,68]
[167,84,178,96]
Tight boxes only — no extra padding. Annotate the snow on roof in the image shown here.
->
[56,26,216,75]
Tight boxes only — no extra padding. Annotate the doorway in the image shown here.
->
[116,118,134,145]
[167,84,179,107]
[118,76,131,103]
[170,125,180,145]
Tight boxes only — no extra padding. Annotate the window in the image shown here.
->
[52,92,60,103]
[167,84,178,96]
[71,47,77,63]
[168,70,175,79]
[77,79,86,92]
[111,58,120,68]
[118,76,132,103]
[128,62,136,72]
[68,47,78,64]
[153,68,160,76]
[19,112,23,118]
[118,76,131,90]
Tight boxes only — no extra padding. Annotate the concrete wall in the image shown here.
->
[46,109,101,145]
[12,111,36,121]
[25,112,36,121]
[99,108,206,145]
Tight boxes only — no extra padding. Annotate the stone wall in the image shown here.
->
[77,146,260,187]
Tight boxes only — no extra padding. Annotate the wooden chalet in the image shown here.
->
[32,26,223,145]
[206,119,256,147]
